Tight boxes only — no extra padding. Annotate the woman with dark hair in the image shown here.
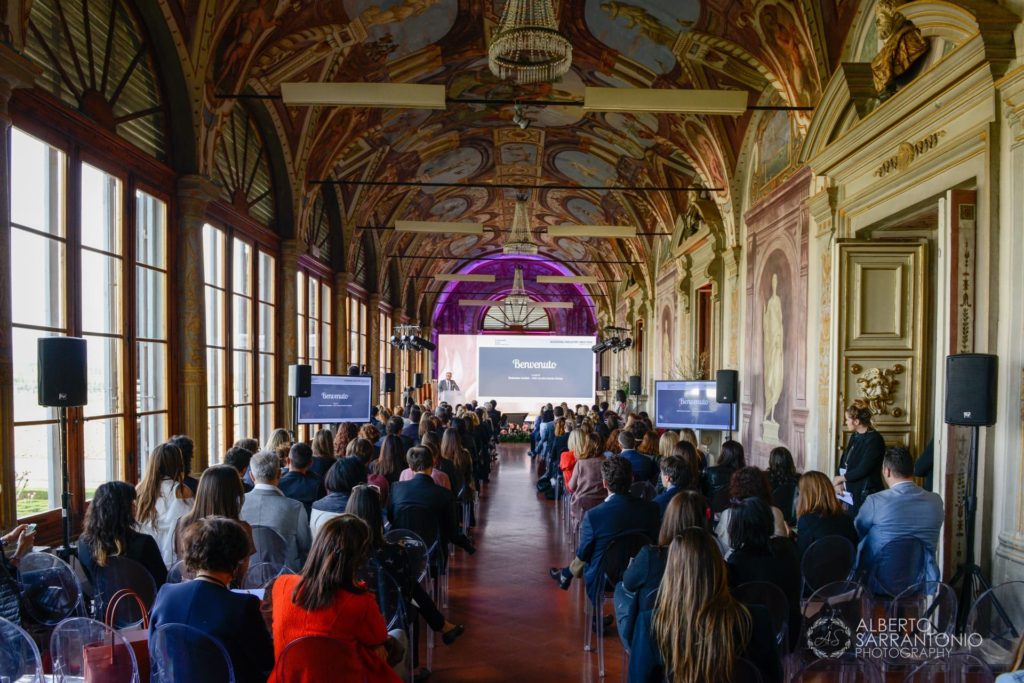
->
[174,465,253,563]
[310,458,366,538]
[614,389,630,421]
[438,428,473,496]
[702,439,745,511]
[333,422,360,458]
[232,437,260,454]
[150,517,273,682]
[78,481,167,587]
[629,528,781,683]
[348,437,390,503]
[767,447,798,490]
[373,435,406,485]
[726,497,801,648]
[266,514,401,683]
[136,442,193,567]
[346,486,464,646]
[834,401,886,515]
[637,431,660,459]
[603,428,623,456]
[715,467,790,555]
[309,428,335,478]
[795,471,858,557]
[668,441,701,492]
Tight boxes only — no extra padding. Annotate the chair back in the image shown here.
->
[251,525,288,566]
[243,562,290,590]
[629,481,656,502]
[801,535,856,596]
[903,652,994,682]
[771,482,798,526]
[383,529,429,583]
[734,581,789,649]
[0,616,44,682]
[732,657,765,683]
[365,561,407,632]
[18,552,83,626]
[798,581,868,652]
[598,533,652,600]
[966,580,1024,673]
[50,616,139,683]
[389,504,440,548]
[273,636,363,682]
[91,556,157,627]
[151,623,234,683]
[867,536,928,597]
[889,581,957,636]
[792,656,882,682]
[166,560,195,584]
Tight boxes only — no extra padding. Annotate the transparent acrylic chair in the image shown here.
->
[0,616,44,682]
[19,552,84,627]
[150,623,234,683]
[50,616,139,683]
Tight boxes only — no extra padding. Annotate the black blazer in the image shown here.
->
[77,530,168,588]
[837,430,886,511]
[795,512,859,557]
[576,494,660,599]
[702,465,735,500]
[387,473,471,551]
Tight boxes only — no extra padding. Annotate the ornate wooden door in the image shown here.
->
[836,240,929,456]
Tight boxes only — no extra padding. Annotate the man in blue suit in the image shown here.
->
[618,431,657,483]
[550,456,660,606]
[653,454,691,519]
[855,447,944,582]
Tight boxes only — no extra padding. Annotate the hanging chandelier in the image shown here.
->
[489,0,572,85]
[502,193,538,255]
[501,266,534,326]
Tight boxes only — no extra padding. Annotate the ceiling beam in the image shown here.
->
[316,179,718,192]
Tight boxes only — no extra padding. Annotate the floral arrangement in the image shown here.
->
[498,423,532,443]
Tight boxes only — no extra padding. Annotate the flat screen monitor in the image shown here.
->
[296,375,372,424]
[654,380,736,431]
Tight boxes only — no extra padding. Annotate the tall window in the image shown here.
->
[348,297,367,370]
[204,224,276,459]
[10,128,168,519]
[296,271,332,374]
[379,313,392,405]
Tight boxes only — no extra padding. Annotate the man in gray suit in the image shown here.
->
[240,450,312,571]
[855,447,944,582]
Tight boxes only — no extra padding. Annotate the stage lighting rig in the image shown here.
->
[592,328,633,354]
[389,325,436,352]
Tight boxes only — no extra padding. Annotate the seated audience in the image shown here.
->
[348,437,389,502]
[616,492,709,649]
[568,432,607,529]
[560,428,585,491]
[346,486,464,645]
[150,517,273,682]
[603,428,622,456]
[311,457,366,538]
[333,422,360,458]
[78,481,167,588]
[232,438,260,454]
[854,446,943,583]
[637,431,660,459]
[388,447,476,554]
[629,528,781,683]
[439,428,473,496]
[618,431,657,483]
[767,446,798,491]
[373,435,406,486]
[174,465,254,574]
[726,497,801,648]
[0,524,35,625]
[167,435,199,494]
[136,442,193,567]
[402,406,422,442]
[240,450,312,571]
[703,440,746,513]
[399,436,451,490]
[716,467,790,555]
[278,442,325,515]
[264,428,294,467]
[550,456,659,604]
[264,515,402,683]
[652,454,698,519]
[680,427,709,471]
[309,428,335,479]
[224,446,255,492]
[795,471,858,557]
[657,430,679,463]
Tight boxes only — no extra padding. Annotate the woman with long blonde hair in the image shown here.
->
[658,430,680,461]
[630,528,780,682]
[568,432,606,527]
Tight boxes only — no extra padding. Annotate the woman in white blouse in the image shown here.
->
[135,442,193,566]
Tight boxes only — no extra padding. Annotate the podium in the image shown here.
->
[438,389,464,406]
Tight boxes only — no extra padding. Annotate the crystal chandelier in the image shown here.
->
[501,266,533,326]
[489,0,572,85]
[502,193,538,255]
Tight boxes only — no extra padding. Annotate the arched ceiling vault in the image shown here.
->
[154,0,858,323]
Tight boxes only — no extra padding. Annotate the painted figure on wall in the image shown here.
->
[762,274,784,425]
[870,0,928,94]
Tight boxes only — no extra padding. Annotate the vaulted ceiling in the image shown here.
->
[159,0,859,322]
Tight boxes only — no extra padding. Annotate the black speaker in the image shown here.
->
[414,372,424,389]
[945,354,997,426]
[628,375,642,396]
[38,337,87,407]
[600,375,610,391]
[384,372,396,393]
[288,364,311,398]
[716,369,739,404]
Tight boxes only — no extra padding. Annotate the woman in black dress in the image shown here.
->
[833,402,886,516]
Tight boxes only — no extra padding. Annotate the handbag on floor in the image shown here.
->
[99,588,151,680]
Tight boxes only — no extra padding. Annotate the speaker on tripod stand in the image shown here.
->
[37,337,88,560]
[944,353,998,631]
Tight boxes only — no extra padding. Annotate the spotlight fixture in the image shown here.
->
[388,325,436,352]
[592,332,633,354]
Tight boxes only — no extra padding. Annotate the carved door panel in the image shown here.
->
[837,240,928,456]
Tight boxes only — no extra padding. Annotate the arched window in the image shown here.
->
[482,304,550,331]
[213,104,275,227]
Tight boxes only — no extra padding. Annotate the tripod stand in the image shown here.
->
[55,406,76,563]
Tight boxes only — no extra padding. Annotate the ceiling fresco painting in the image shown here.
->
[152,0,858,323]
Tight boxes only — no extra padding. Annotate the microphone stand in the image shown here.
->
[56,406,76,562]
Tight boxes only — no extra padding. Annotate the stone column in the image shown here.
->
[391,309,403,395]
[333,272,350,371]
[0,44,38,527]
[280,239,300,429]
[175,175,219,472]
[367,293,381,399]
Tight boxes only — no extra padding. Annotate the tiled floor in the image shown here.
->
[427,443,625,682]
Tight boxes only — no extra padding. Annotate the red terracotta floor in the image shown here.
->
[427,443,625,682]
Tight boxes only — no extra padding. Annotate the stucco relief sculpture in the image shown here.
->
[856,364,905,417]
[870,0,928,95]
[762,274,784,442]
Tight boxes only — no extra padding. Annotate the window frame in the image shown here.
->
[295,257,333,441]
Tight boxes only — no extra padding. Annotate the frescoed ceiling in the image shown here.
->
[157,0,859,325]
